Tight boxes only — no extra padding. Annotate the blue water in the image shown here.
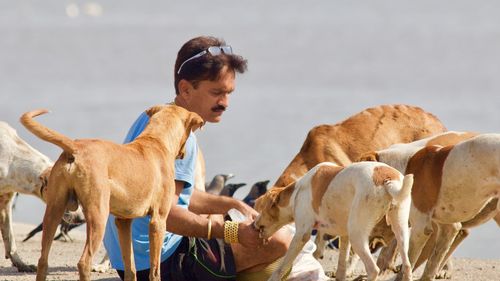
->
[2,0,499,259]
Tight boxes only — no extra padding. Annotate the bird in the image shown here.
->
[243,180,270,207]
[220,183,246,197]
[23,207,86,242]
[205,173,234,195]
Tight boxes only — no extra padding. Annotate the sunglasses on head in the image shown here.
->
[177,45,233,75]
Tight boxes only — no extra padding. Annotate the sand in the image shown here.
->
[1,223,498,281]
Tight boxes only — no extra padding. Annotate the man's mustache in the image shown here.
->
[212,105,227,112]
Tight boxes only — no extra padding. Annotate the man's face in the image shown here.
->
[182,66,236,123]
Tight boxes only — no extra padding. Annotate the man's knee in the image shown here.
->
[267,226,292,259]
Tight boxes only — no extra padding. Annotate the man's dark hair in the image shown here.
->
[174,36,248,94]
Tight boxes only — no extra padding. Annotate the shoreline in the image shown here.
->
[1,223,499,281]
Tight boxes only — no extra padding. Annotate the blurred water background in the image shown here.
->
[1,1,499,259]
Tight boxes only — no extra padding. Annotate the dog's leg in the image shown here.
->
[115,218,136,281]
[433,228,469,279]
[0,192,36,272]
[148,213,165,281]
[335,236,350,281]
[418,223,460,281]
[313,230,327,259]
[349,232,379,281]
[349,205,388,281]
[78,211,108,281]
[376,238,398,274]
[387,204,412,281]
[394,211,432,281]
[269,228,311,281]
[77,185,110,281]
[36,194,68,281]
[413,224,437,271]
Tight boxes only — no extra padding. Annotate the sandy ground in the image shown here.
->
[1,223,499,281]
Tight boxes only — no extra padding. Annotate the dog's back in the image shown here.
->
[275,104,446,187]
[0,121,52,195]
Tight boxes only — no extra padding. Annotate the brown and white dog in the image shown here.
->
[359,131,481,277]
[255,162,414,281]
[361,133,500,281]
[0,121,52,272]
[20,105,204,281]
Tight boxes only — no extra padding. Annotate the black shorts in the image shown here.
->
[116,236,237,281]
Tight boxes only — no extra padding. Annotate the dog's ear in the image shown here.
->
[188,112,204,132]
[357,151,379,162]
[145,104,166,117]
[276,183,295,207]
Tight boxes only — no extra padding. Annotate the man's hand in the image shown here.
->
[234,200,258,220]
[237,220,267,248]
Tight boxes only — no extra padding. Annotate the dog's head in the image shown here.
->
[36,166,52,202]
[254,183,295,239]
[146,104,204,159]
[357,151,379,162]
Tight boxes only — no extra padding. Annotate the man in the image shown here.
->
[103,36,291,281]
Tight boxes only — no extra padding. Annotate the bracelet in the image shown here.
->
[207,218,212,240]
[223,221,239,243]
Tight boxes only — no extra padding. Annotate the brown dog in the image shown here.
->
[20,105,204,281]
[274,104,446,187]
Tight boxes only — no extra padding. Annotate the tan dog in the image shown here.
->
[0,121,52,272]
[362,133,500,281]
[20,105,204,281]
[274,104,446,187]
[93,142,207,274]
[255,162,414,281]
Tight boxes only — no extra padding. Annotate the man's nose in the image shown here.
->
[218,94,229,107]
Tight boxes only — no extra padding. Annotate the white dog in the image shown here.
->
[363,133,500,281]
[255,162,414,281]
[0,121,52,272]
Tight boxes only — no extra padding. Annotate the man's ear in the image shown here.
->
[357,151,379,162]
[178,80,193,100]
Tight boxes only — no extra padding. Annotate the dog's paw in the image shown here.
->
[11,254,37,272]
[92,262,111,273]
[351,275,368,281]
[435,261,453,279]
[15,262,37,272]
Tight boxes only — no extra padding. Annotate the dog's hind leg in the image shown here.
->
[0,192,36,272]
[387,204,412,281]
[335,235,351,281]
[348,212,381,281]
[418,223,460,281]
[115,218,136,281]
[36,190,68,281]
[77,191,110,281]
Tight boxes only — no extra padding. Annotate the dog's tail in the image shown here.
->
[20,109,77,154]
[384,174,413,204]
